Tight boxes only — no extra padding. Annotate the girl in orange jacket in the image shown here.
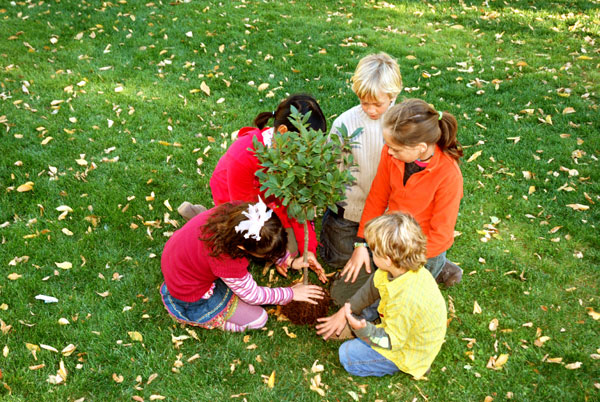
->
[338,98,464,298]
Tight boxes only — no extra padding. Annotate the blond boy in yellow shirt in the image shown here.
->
[317,212,447,378]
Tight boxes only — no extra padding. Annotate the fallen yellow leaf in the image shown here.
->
[200,81,210,96]
[61,344,77,356]
[566,204,589,211]
[467,150,482,163]
[17,182,34,192]
[267,370,275,388]
[565,361,582,370]
[128,331,143,342]
[55,261,72,270]
[587,307,600,320]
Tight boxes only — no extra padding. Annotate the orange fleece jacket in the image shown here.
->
[358,145,463,259]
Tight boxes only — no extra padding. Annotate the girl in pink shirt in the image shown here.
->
[160,200,324,331]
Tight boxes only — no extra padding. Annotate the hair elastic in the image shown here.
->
[438,111,443,120]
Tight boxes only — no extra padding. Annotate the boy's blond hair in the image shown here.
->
[364,212,427,271]
[351,52,403,100]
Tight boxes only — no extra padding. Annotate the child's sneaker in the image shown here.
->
[177,202,207,221]
[436,261,463,287]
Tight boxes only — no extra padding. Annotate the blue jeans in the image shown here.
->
[426,251,446,279]
[339,339,400,377]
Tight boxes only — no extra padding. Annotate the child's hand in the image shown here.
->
[275,263,288,278]
[291,283,324,305]
[316,307,347,340]
[341,246,371,283]
[344,303,366,331]
[290,252,328,283]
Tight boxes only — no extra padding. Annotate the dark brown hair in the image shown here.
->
[200,202,287,261]
[254,93,327,133]
[383,98,463,161]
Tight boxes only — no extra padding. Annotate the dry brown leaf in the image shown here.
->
[534,336,551,347]
[311,360,324,373]
[586,308,600,320]
[566,204,589,211]
[61,344,76,356]
[200,81,210,96]
[40,344,59,353]
[282,326,297,338]
[467,150,482,163]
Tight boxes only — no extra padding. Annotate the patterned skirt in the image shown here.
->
[159,279,238,330]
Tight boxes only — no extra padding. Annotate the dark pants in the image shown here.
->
[319,208,377,306]
[321,208,448,307]
[318,207,359,269]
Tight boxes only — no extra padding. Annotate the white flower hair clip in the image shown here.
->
[234,197,273,241]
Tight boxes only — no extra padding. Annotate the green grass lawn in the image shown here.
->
[1,0,598,400]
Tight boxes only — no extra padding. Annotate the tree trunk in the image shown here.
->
[302,221,309,285]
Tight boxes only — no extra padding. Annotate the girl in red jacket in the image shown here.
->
[335,98,464,304]
[208,94,328,282]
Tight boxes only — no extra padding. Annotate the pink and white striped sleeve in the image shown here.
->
[222,273,293,306]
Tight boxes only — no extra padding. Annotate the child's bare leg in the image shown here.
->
[222,300,267,332]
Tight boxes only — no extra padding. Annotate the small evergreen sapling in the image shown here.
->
[253,107,359,324]
[254,107,358,283]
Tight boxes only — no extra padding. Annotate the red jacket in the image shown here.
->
[210,127,317,254]
[358,145,463,259]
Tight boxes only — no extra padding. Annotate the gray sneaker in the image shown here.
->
[177,201,207,221]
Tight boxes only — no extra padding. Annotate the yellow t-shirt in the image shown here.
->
[372,268,447,378]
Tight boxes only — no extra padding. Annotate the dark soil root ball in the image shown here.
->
[281,290,331,325]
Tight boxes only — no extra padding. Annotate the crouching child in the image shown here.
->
[316,212,447,378]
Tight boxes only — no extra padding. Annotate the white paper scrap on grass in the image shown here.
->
[35,295,59,303]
